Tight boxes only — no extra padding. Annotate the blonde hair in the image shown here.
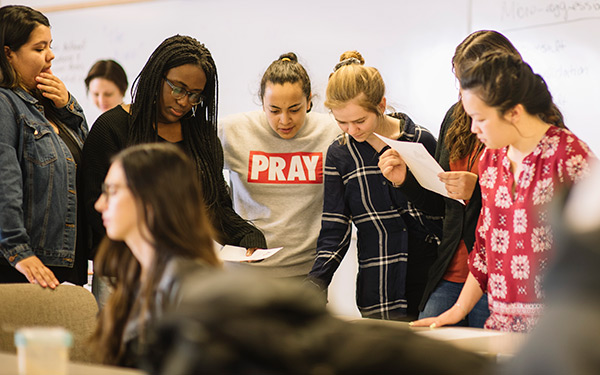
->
[325,50,385,118]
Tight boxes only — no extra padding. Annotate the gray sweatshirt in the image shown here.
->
[218,111,340,277]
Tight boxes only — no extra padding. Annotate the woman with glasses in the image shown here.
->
[218,52,339,277]
[90,143,221,366]
[82,36,266,302]
[0,5,88,287]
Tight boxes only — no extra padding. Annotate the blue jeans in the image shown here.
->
[419,280,490,328]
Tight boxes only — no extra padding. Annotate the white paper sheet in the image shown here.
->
[217,245,283,262]
[375,134,464,204]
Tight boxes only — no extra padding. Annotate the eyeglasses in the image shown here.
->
[101,183,128,198]
[164,77,204,106]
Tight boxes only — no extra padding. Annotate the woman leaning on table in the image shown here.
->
[380,52,593,332]
[307,51,443,321]
[82,35,266,264]
[0,5,89,287]
[401,30,524,328]
[218,52,340,277]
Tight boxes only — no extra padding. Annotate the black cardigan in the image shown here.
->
[398,103,483,311]
[81,106,266,256]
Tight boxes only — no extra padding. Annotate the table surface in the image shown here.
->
[413,324,527,358]
[346,318,528,358]
[0,321,527,372]
[0,351,146,375]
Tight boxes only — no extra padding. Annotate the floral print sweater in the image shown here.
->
[469,126,593,332]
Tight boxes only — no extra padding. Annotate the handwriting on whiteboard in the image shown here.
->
[473,1,600,31]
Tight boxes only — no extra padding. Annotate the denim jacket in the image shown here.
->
[0,87,88,267]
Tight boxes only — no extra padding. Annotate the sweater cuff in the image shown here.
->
[237,230,267,249]
[397,169,421,196]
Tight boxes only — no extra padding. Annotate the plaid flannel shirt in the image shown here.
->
[308,113,443,320]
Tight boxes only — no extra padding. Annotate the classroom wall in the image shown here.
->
[35,0,468,134]
[30,0,600,154]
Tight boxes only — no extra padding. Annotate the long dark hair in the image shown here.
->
[127,35,221,209]
[459,52,565,129]
[446,30,521,162]
[0,5,49,89]
[91,143,220,365]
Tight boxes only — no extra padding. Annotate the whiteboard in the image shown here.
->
[471,0,600,154]
[37,0,470,135]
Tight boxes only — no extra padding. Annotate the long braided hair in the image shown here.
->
[127,35,221,210]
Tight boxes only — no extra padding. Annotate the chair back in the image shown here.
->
[0,283,98,363]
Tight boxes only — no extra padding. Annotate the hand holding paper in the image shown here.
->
[438,171,478,201]
[375,133,464,203]
[378,147,409,186]
[217,244,283,262]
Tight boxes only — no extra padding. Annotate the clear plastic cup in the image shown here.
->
[14,327,73,375]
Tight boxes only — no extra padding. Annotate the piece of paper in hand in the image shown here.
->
[217,244,283,262]
[375,133,464,204]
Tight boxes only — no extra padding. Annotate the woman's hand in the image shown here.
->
[245,248,258,257]
[438,171,478,200]
[36,70,69,108]
[378,148,408,187]
[242,248,263,263]
[15,256,59,289]
[412,273,483,328]
[410,304,466,328]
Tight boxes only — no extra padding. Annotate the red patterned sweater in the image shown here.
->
[469,126,593,332]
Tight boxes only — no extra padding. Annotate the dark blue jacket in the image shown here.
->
[0,87,87,267]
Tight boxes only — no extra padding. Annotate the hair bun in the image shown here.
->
[333,50,365,73]
[339,50,365,65]
[278,52,298,62]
